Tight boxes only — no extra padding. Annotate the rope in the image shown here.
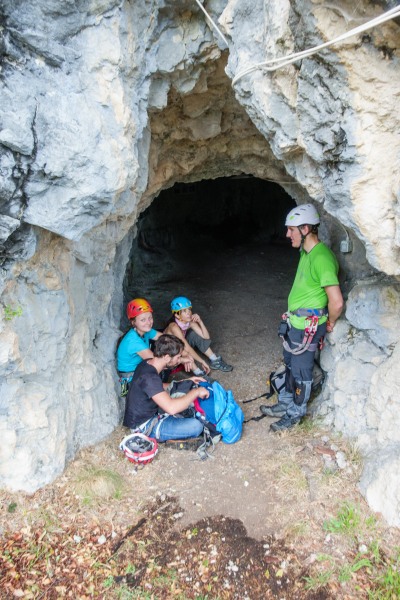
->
[233,6,400,84]
[193,1,400,85]
[194,0,228,46]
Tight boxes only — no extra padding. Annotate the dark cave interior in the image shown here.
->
[121,176,296,329]
[120,175,375,331]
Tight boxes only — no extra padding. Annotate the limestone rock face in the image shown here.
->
[0,0,400,524]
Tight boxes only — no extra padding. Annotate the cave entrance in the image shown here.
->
[122,175,297,394]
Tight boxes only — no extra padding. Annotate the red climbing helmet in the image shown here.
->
[126,298,153,319]
[119,433,158,465]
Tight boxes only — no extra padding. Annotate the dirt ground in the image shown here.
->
[1,241,400,599]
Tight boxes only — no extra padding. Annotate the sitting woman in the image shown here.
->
[117,298,193,394]
[163,296,233,375]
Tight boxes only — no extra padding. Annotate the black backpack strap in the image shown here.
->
[244,413,268,424]
[241,391,269,404]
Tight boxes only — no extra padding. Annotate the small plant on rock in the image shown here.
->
[3,304,23,321]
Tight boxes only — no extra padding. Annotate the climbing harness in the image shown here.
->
[194,428,222,461]
[119,371,134,397]
[281,314,319,355]
[291,308,328,318]
[279,312,324,356]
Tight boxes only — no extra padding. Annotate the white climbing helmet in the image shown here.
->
[119,433,158,465]
[285,204,320,227]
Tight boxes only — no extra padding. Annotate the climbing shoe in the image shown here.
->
[210,356,233,372]
[259,404,287,418]
[163,437,204,451]
[270,415,301,432]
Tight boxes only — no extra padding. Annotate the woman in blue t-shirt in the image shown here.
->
[117,298,161,376]
[117,299,194,394]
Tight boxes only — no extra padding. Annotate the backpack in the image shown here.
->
[266,365,286,399]
[194,381,244,444]
[266,361,325,399]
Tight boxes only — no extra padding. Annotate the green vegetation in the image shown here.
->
[323,501,362,537]
[73,464,126,506]
[7,502,17,513]
[368,547,400,599]
[3,304,23,321]
[338,556,372,583]
[304,505,400,597]
[297,416,323,433]
[304,567,335,591]
[286,519,310,539]
[323,501,377,540]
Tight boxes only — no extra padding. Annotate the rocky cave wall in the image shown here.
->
[0,0,400,524]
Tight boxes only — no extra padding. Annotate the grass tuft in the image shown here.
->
[277,462,308,500]
[323,501,362,537]
[285,519,310,541]
[304,568,334,590]
[73,463,126,506]
[368,548,400,599]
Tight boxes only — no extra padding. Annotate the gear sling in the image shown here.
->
[279,307,327,355]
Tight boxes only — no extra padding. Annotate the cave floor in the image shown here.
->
[2,242,400,599]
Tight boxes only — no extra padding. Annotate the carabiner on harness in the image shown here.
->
[277,312,291,338]
[119,378,131,397]
[119,370,135,397]
[281,315,319,355]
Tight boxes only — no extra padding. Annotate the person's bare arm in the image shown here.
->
[136,330,162,360]
[137,348,153,360]
[164,322,210,373]
[152,385,209,415]
[180,353,195,372]
[190,314,210,339]
[325,285,344,332]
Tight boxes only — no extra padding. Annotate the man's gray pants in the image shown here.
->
[279,322,326,419]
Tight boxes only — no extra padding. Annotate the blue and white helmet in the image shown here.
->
[171,296,192,313]
[285,204,320,227]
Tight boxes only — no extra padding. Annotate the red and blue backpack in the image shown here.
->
[194,381,244,444]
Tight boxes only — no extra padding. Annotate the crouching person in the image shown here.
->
[123,334,209,442]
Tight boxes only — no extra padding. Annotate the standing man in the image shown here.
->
[261,203,344,432]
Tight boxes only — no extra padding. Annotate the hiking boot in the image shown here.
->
[270,415,301,432]
[210,356,233,372]
[163,437,203,451]
[259,404,287,418]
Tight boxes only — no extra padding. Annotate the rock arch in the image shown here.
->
[0,0,399,524]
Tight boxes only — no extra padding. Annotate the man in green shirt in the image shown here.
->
[261,204,344,431]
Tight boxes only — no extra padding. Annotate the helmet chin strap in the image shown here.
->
[298,225,311,246]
